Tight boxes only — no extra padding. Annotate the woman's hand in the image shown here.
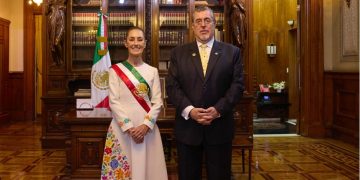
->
[130,124,150,144]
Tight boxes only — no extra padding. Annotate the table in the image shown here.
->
[256,92,290,122]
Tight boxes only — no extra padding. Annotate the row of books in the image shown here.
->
[214,12,224,25]
[160,12,188,26]
[194,0,223,6]
[72,31,222,46]
[71,12,222,26]
[159,12,223,26]
[159,61,171,71]
[160,0,184,4]
[214,28,224,41]
[72,12,136,25]
[72,30,222,46]
[74,89,91,97]
[72,31,128,46]
[74,0,136,6]
[74,0,100,6]
[159,30,186,45]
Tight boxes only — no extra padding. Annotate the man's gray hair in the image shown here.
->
[192,5,215,23]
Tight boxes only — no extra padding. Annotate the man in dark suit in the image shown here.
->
[166,5,244,180]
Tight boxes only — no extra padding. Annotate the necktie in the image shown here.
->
[199,44,209,75]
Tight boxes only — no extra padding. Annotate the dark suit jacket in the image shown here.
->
[166,40,244,146]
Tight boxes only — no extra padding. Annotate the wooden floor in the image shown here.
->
[0,120,358,180]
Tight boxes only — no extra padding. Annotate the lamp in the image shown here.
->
[266,43,276,57]
[28,0,43,6]
[287,20,294,27]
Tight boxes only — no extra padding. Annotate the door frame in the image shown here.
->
[23,1,42,121]
[247,0,325,137]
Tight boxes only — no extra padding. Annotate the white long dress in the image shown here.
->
[101,62,167,180]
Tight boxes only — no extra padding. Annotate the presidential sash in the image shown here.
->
[111,63,151,113]
[122,61,151,97]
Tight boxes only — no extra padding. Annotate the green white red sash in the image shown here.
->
[121,61,151,96]
[111,63,150,113]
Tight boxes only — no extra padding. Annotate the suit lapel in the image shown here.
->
[189,42,205,80]
[204,41,222,82]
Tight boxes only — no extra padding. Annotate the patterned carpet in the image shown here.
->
[0,121,358,180]
[253,118,297,134]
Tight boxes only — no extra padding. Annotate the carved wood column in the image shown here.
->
[24,1,42,121]
[144,0,151,64]
[299,0,325,137]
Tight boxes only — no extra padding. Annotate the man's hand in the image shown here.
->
[191,107,220,125]
[190,107,219,125]
[190,108,208,125]
[203,107,220,120]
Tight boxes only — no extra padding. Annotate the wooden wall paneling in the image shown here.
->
[287,28,299,119]
[299,0,325,137]
[7,73,24,121]
[0,17,10,124]
[285,0,299,119]
[332,72,358,145]
[245,0,253,94]
[324,72,359,145]
[250,0,298,120]
[323,73,334,137]
[251,0,297,88]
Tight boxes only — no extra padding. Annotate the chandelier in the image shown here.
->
[28,0,43,6]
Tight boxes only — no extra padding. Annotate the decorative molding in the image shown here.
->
[341,0,359,61]
[345,0,351,8]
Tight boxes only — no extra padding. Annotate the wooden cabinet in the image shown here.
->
[256,92,290,122]
[42,0,145,148]
[62,108,176,179]
[68,0,145,71]
[151,0,226,73]
[0,18,10,123]
[151,0,189,72]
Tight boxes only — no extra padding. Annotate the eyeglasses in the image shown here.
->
[194,18,213,26]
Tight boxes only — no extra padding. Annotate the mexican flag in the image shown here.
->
[91,12,111,108]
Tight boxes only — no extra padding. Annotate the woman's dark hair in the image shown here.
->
[126,26,145,38]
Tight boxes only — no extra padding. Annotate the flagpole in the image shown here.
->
[91,0,111,109]
[100,0,108,14]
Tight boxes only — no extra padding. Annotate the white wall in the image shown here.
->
[0,0,24,72]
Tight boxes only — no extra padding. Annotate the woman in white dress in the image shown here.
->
[101,27,168,180]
